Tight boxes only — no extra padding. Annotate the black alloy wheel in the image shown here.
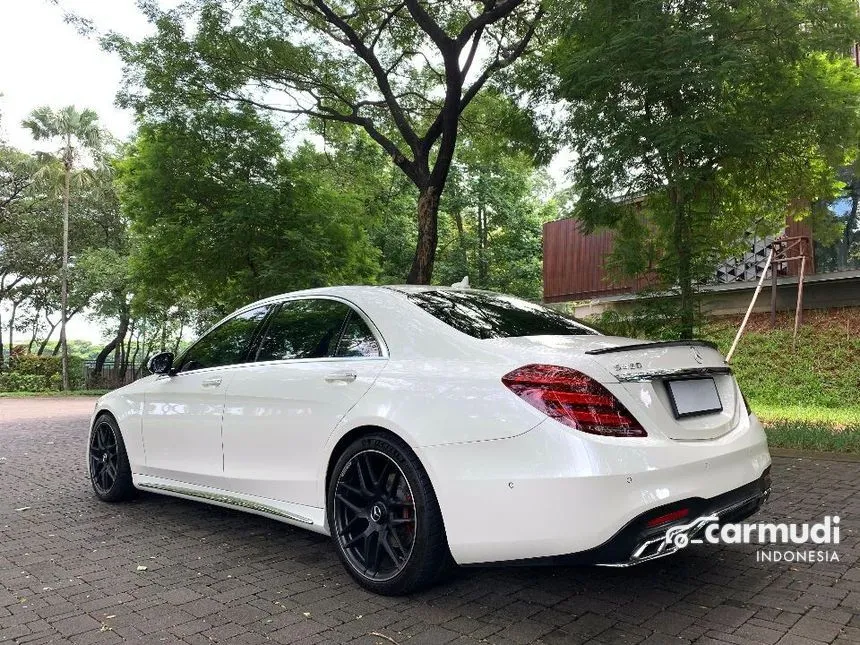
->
[88,414,135,502]
[90,421,119,494]
[333,449,416,581]
[328,433,451,595]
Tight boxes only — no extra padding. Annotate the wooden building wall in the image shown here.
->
[543,217,815,303]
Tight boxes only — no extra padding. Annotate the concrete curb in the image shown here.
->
[770,447,860,463]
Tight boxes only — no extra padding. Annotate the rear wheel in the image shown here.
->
[328,432,450,595]
[89,414,135,502]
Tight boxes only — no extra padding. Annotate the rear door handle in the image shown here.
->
[201,377,223,388]
[325,371,357,383]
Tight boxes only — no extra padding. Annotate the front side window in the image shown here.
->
[408,290,598,340]
[178,305,270,372]
[256,299,352,362]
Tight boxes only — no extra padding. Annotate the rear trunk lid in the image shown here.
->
[483,336,741,441]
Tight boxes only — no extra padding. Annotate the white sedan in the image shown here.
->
[88,286,771,594]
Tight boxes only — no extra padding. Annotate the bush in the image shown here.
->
[0,372,50,392]
[9,352,62,377]
[5,353,86,390]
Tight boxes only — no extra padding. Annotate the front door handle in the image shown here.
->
[201,377,223,388]
[324,371,357,383]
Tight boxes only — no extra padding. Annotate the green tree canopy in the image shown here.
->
[105,0,546,284]
[118,106,379,315]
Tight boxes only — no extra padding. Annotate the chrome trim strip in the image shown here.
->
[138,482,314,524]
[615,366,733,383]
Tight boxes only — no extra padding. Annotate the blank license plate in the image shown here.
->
[666,378,722,418]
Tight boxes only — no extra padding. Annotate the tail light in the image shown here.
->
[502,364,646,437]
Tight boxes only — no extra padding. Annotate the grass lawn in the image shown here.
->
[753,402,860,454]
[0,389,110,398]
[751,402,860,427]
[706,310,860,454]
[762,421,860,454]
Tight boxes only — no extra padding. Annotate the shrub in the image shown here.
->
[5,353,86,390]
[10,353,62,377]
[0,372,50,392]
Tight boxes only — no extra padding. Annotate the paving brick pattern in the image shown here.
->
[0,397,858,644]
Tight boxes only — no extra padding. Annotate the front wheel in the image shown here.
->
[327,432,451,595]
[88,414,136,502]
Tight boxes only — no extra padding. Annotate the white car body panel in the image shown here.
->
[423,413,769,564]
[90,285,772,566]
[222,357,387,506]
[142,368,232,480]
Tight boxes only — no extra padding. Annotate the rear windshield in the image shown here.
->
[407,290,598,339]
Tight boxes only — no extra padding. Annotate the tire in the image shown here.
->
[327,432,451,595]
[88,414,136,502]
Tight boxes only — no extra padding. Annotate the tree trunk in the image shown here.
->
[129,334,141,379]
[95,312,129,375]
[841,183,859,270]
[0,276,5,369]
[672,187,695,339]
[60,157,71,390]
[173,319,185,355]
[407,186,441,284]
[120,320,135,380]
[451,209,467,275]
[38,314,59,356]
[28,319,38,354]
[8,301,18,359]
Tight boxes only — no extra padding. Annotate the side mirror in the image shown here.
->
[147,351,175,375]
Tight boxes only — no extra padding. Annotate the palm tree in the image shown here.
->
[23,106,101,391]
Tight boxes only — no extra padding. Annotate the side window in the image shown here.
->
[256,299,350,362]
[334,312,381,357]
[178,305,270,372]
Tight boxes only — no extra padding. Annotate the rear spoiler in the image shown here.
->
[584,340,719,356]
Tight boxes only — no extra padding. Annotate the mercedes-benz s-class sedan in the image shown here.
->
[88,286,771,594]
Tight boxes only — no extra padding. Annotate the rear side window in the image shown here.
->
[256,299,350,361]
[334,312,381,357]
[407,290,597,340]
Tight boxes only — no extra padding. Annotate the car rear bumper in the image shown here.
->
[483,467,771,567]
[421,413,772,565]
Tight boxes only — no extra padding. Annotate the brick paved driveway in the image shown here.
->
[1,397,858,645]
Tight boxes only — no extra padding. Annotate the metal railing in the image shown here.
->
[82,361,147,389]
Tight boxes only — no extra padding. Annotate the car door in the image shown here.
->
[141,304,271,484]
[221,297,387,507]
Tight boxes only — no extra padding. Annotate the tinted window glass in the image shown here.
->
[256,299,350,361]
[408,290,597,339]
[178,305,270,372]
[334,312,381,357]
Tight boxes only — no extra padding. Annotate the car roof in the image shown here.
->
[247,284,503,304]
[381,285,505,296]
